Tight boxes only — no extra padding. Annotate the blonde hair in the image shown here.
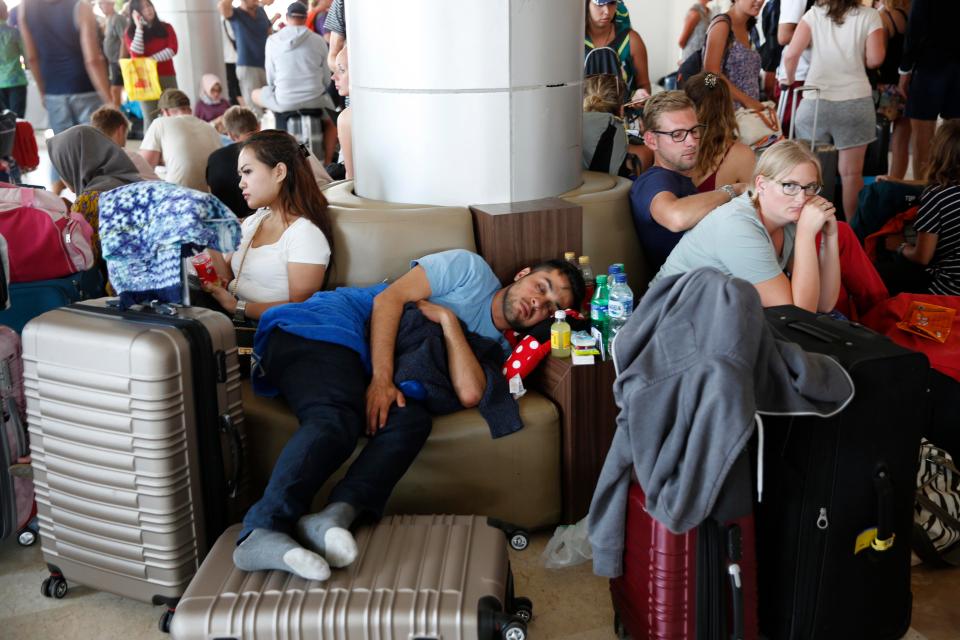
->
[641,90,695,133]
[583,74,623,114]
[752,140,822,203]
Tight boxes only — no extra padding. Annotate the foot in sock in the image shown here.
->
[233,528,330,581]
[296,502,358,568]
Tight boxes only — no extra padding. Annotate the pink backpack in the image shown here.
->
[0,184,94,283]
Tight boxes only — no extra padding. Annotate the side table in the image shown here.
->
[529,355,618,522]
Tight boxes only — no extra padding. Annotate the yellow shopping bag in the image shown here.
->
[119,57,162,102]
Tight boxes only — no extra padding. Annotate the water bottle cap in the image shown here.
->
[554,310,566,320]
[608,264,622,275]
[615,273,627,284]
[596,274,607,284]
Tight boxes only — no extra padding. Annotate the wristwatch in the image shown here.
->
[897,242,908,257]
[233,298,247,323]
[719,184,737,200]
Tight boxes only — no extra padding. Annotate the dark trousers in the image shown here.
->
[874,250,931,296]
[239,330,433,540]
[0,85,26,119]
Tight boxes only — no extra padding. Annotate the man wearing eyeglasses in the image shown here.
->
[629,91,747,272]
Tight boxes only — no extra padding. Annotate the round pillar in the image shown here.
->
[152,0,225,107]
[349,0,584,206]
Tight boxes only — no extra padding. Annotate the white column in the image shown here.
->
[349,0,584,206]
[152,0,225,106]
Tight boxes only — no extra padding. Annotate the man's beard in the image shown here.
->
[502,283,531,332]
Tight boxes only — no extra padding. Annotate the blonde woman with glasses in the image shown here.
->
[651,139,842,313]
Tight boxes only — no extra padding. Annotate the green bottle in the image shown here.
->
[591,274,610,354]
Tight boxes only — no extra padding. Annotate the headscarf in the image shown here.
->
[199,73,224,105]
[47,125,143,195]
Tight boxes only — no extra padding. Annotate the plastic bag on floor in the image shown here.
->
[541,517,592,569]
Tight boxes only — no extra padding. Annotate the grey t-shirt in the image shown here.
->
[652,193,796,286]
[103,13,128,63]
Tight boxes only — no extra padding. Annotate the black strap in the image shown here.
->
[589,119,619,173]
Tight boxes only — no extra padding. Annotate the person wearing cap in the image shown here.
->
[584,0,650,100]
[138,88,223,192]
[219,0,275,118]
[252,1,334,117]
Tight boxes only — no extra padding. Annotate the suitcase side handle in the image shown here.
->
[872,467,896,552]
[219,413,243,499]
[784,320,841,345]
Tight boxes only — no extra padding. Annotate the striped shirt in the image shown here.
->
[323,0,345,37]
[915,184,960,295]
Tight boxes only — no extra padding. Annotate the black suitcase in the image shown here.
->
[757,306,928,640]
[864,117,891,177]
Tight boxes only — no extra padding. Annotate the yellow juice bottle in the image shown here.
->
[551,310,571,358]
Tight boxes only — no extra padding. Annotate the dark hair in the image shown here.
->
[818,0,859,25]
[90,105,130,137]
[925,120,960,187]
[0,1,8,22]
[240,130,335,268]
[530,258,587,313]
[684,72,737,177]
[127,0,169,41]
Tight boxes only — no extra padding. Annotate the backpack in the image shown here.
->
[677,14,732,86]
[584,29,631,91]
[0,184,95,283]
[759,0,815,72]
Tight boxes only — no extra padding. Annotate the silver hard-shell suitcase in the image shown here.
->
[22,298,248,630]
[170,515,533,640]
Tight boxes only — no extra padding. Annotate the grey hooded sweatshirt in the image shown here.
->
[264,25,334,111]
[588,269,855,578]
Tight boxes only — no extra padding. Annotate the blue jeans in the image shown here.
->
[239,330,433,541]
[43,92,102,182]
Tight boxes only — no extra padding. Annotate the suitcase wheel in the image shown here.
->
[509,532,529,551]
[512,596,533,623]
[158,609,174,634]
[501,620,527,640]
[41,575,67,599]
[16,527,36,547]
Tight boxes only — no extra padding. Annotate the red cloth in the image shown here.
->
[864,206,919,262]
[124,23,178,77]
[11,121,37,171]
[828,221,889,319]
[861,293,960,382]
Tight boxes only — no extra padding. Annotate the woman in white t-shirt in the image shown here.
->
[205,130,333,323]
[782,0,886,218]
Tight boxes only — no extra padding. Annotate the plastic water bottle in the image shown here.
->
[608,273,634,353]
[550,310,571,358]
[591,274,610,352]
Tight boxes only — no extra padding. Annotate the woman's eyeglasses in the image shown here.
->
[778,181,822,196]
[651,124,706,143]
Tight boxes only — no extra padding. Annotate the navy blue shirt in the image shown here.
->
[629,166,698,272]
[228,7,271,68]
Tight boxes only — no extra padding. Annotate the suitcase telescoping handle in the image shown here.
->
[872,466,896,552]
[219,413,243,499]
[787,85,821,151]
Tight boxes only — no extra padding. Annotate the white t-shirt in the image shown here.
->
[801,5,883,101]
[124,148,160,181]
[140,114,223,192]
[775,0,811,83]
[229,209,331,302]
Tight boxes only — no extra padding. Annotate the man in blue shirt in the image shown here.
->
[219,0,274,116]
[234,250,585,580]
[629,90,746,271]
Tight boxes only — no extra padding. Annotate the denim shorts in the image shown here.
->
[794,96,877,150]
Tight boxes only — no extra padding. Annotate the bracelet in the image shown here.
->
[233,298,247,323]
[896,242,907,257]
[718,184,737,200]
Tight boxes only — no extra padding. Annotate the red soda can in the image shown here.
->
[191,253,220,287]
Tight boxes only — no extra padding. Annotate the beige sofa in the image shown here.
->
[241,172,644,531]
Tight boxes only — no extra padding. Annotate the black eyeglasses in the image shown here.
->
[778,181,822,196]
[650,124,705,143]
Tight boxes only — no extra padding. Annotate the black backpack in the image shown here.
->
[584,29,630,84]
[759,0,815,72]
[677,14,732,86]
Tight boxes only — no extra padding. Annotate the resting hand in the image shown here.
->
[884,233,906,252]
[416,300,454,326]
[365,377,406,435]
[798,195,837,238]
[203,281,237,312]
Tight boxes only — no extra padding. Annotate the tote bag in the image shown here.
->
[120,57,162,102]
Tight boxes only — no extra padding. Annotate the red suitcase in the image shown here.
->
[610,480,759,640]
